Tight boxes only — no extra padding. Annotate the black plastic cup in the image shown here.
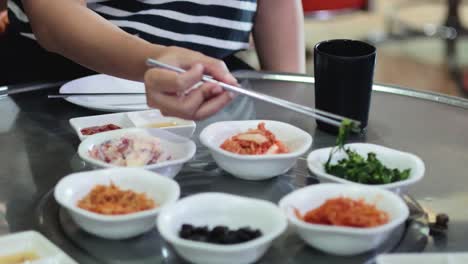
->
[314,39,376,134]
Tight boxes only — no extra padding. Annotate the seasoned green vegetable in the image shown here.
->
[336,118,354,148]
[324,120,411,184]
[324,118,355,168]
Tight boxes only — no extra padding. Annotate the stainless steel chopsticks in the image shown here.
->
[146,58,361,130]
[48,93,146,98]
[3,81,66,97]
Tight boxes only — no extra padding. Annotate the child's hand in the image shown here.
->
[144,46,238,120]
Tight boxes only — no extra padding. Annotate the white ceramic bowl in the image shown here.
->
[78,128,196,178]
[54,168,180,240]
[278,183,409,256]
[157,193,288,264]
[307,143,425,193]
[199,120,313,180]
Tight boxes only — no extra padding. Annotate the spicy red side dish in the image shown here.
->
[80,124,122,135]
[77,183,157,215]
[295,197,389,228]
[220,122,289,155]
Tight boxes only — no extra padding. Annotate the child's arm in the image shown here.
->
[253,0,306,73]
[23,0,236,119]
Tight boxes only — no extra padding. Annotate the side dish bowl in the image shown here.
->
[278,183,409,256]
[157,193,288,264]
[78,127,196,178]
[69,112,134,141]
[307,143,425,193]
[126,110,196,138]
[70,110,196,141]
[199,120,313,180]
[54,168,180,239]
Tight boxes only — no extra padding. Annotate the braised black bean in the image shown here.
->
[178,224,262,245]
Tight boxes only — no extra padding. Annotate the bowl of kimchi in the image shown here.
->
[278,183,409,256]
[199,120,312,180]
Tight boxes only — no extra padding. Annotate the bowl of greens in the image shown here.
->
[307,120,424,193]
[307,143,425,193]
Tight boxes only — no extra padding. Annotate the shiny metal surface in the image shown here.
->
[233,71,468,109]
[48,93,146,98]
[1,81,66,96]
[1,73,467,263]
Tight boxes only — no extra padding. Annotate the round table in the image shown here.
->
[0,72,467,263]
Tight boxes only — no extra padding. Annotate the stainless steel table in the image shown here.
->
[0,72,467,263]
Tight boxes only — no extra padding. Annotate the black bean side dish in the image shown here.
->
[179,224,262,244]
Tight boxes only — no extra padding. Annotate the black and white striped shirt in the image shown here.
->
[7,0,257,58]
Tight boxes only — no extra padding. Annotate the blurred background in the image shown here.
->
[241,0,468,98]
[2,0,468,98]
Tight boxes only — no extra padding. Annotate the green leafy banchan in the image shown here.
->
[324,120,411,184]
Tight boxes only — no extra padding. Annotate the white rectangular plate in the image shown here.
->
[376,253,468,264]
[70,112,135,141]
[70,110,196,140]
[0,231,78,264]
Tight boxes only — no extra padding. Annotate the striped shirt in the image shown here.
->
[7,0,257,58]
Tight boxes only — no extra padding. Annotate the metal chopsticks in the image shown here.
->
[146,58,361,130]
[48,59,360,130]
[3,81,66,97]
[48,93,145,98]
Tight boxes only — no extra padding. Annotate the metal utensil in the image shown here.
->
[48,93,146,98]
[146,58,361,130]
[1,81,66,97]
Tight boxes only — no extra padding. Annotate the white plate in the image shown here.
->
[60,74,149,112]
[0,231,77,263]
[69,110,196,140]
[376,253,468,264]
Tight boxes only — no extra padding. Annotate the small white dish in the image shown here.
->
[78,128,196,178]
[307,143,425,193]
[69,112,134,141]
[199,120,312,180]
[278,183,409,256]
[70,110,196,141]
[54,168,180,239]
[0,230,77,263]
[376,253,468,264]
[376,252,468,264]
[157,193,287,264]
[126,110,196,138]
